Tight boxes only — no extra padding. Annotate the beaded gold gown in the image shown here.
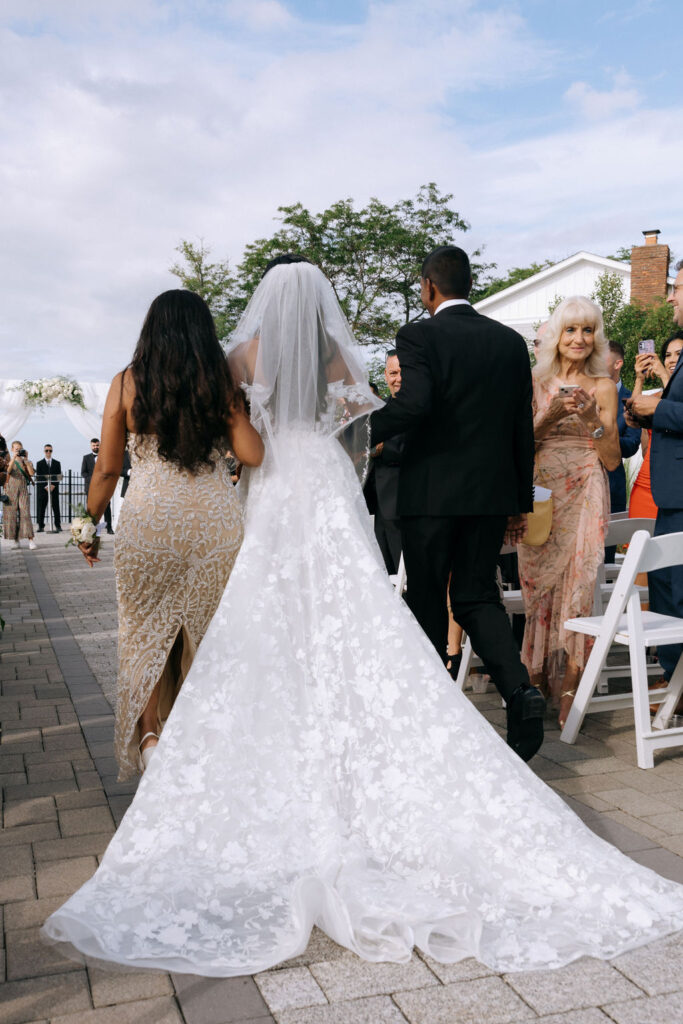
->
[113,435,243,779]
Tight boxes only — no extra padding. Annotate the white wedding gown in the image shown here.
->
[44,428,683,974]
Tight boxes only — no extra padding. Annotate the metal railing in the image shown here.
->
[25,470,89,528]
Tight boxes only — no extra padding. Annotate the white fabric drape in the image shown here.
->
[0,379,110,441]
[61,382,111,439]
[0,380,31,440]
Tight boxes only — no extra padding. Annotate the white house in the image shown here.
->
[473,241,675,340]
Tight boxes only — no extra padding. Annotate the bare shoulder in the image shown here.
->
[108,369,136,405]
[595,376,617,397]
[594,376,618,409]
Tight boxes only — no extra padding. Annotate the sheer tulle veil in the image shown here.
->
[226,262,383,479]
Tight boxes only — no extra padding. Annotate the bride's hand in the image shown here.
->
[79,539,100,567]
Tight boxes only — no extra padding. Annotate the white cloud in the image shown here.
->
[565,73,640,120]
[225,1,294,31]
[0,1,680,385]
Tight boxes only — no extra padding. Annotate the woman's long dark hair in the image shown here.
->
[128,290,242,472]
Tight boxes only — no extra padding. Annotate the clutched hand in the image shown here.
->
[78,538,101,567]
[504,514,528,546]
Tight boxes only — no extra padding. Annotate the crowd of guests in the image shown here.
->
[3,249,682,767]
[367,287,683,731]
[0,435,132,545]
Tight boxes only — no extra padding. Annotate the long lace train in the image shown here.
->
[43,431,683,974]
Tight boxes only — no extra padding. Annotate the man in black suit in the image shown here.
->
[627,261,683,687]
[81,438,113,533]
[36,444,62,532]
[364,350,404,574]
[370,245,544,761]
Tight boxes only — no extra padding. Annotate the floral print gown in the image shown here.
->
[518,378,610,698]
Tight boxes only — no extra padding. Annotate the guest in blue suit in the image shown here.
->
[627,266,683,684]
[604,342,641,561]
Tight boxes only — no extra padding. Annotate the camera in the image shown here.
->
[18,449,27,457]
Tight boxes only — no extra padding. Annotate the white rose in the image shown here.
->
[80,521,97,544]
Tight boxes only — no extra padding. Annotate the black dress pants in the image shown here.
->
[400,514,530,703]
[374,512,402,576]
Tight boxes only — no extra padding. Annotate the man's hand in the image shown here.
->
[630,393,661,418]
[504,514,528,546]
[370,442,384,458]
[625,394,660,429]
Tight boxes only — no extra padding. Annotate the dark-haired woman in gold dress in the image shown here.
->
[79,290,264,779]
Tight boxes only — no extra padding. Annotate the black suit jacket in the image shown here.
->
[35,458,62,488]
[370,304,534,517]
[81,453,96,494]
[364,435,404,521]
[607,384,640,512]
[651,356,683,509]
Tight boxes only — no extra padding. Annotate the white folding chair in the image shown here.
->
[560,529,683,768]
[595,517,656,609]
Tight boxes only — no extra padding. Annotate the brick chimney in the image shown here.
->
[630,230,670,305]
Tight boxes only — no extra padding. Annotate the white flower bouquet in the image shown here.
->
[13,376,86,409]
[67,504,100,551]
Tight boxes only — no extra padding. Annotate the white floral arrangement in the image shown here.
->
[67,505,100,550]
[13,376,85,409]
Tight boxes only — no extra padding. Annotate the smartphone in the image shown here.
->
[558,384,579,397]
[638,339,655,354]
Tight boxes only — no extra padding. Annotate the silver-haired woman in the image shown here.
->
[517,297,621,727]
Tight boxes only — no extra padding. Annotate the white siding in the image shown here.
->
[474,257,630,340]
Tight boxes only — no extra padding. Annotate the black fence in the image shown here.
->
[28,470,88,527]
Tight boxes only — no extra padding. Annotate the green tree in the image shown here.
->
[470,260,554,303]
[610,300,675,390]
[169,240,245,342]
[237,183,492,345]
[172,185,494,347]
[366,352,390,399]
[605,246,633,263]
[591,270,626,337]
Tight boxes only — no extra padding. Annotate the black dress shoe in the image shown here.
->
[106,528,114,535]
[37,528,44,532]
[506,685,545,762]
[446,652,462,681]
[55,527,62,533]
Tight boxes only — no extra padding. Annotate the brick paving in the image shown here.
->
[2,532,683,1024]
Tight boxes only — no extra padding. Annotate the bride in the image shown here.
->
[43,259,683,975]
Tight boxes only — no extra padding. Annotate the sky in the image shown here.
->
[3,0,683,467]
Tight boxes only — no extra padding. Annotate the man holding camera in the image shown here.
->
[36,444,62,532]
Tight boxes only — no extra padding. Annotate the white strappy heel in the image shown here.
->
[138,731,159,771]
